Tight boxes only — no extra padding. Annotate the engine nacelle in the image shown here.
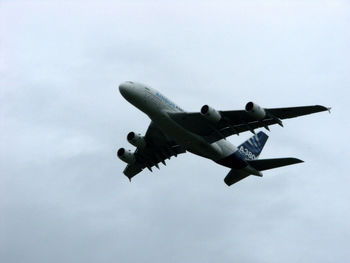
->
[200,105,222,123]
[127,132,146,148]
[245,101,266,120]
[117,148,136,164]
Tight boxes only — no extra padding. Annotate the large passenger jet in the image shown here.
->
[117,81,330,186]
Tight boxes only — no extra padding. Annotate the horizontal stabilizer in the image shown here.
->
[247,158,303,171]
[224,169,250,186]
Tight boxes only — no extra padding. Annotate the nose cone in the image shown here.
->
[119,81,130,97]
[118,81,148,111]
[119,81,140,104]
[119,81,137,101]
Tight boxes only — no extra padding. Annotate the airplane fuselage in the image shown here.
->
[119,81,258,174]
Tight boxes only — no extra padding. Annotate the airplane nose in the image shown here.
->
[119,82,128,96]
[119,81,137,102]
[118,81,145,110]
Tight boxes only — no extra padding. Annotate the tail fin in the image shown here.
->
[238,131,268,160]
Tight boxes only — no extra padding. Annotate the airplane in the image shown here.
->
[117,81,330,186]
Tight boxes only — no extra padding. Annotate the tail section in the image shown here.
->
[224,158,304,186]
[224,169,250,186]
[224,132,304,186]
[238,131,268,160]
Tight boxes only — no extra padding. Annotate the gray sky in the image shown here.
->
[1,0,349,262]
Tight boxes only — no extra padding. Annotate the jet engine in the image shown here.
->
[200,105,222,123]
[117,148,136,164]
[127,132,146,148]
[245,102,266,120]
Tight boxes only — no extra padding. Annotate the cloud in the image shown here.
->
[1,1,349,262]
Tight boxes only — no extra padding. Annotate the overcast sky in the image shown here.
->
[1,0,349,262]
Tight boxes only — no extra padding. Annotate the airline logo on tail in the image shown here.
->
[238,131,269,160]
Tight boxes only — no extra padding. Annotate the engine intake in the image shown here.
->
[200,105,222,123]
[117,148,136,164]
[245,101,266,120]
[127,132,146,148]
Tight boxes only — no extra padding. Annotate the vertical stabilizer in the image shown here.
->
[238,131,268,160]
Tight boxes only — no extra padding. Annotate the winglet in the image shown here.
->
[327,107,332,113]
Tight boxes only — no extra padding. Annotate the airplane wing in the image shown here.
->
[169,105,329,143]
[122,122,186,180]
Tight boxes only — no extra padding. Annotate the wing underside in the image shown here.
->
[169,105,329,143]
[122,122,186,180]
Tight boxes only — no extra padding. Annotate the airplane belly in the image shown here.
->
[150,112,222,159]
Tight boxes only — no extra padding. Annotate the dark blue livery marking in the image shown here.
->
[238,131,268,160]
[216,131,269,169]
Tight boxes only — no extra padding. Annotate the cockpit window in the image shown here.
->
[126,81,134,84]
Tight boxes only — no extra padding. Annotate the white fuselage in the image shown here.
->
[119,81,238,162]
